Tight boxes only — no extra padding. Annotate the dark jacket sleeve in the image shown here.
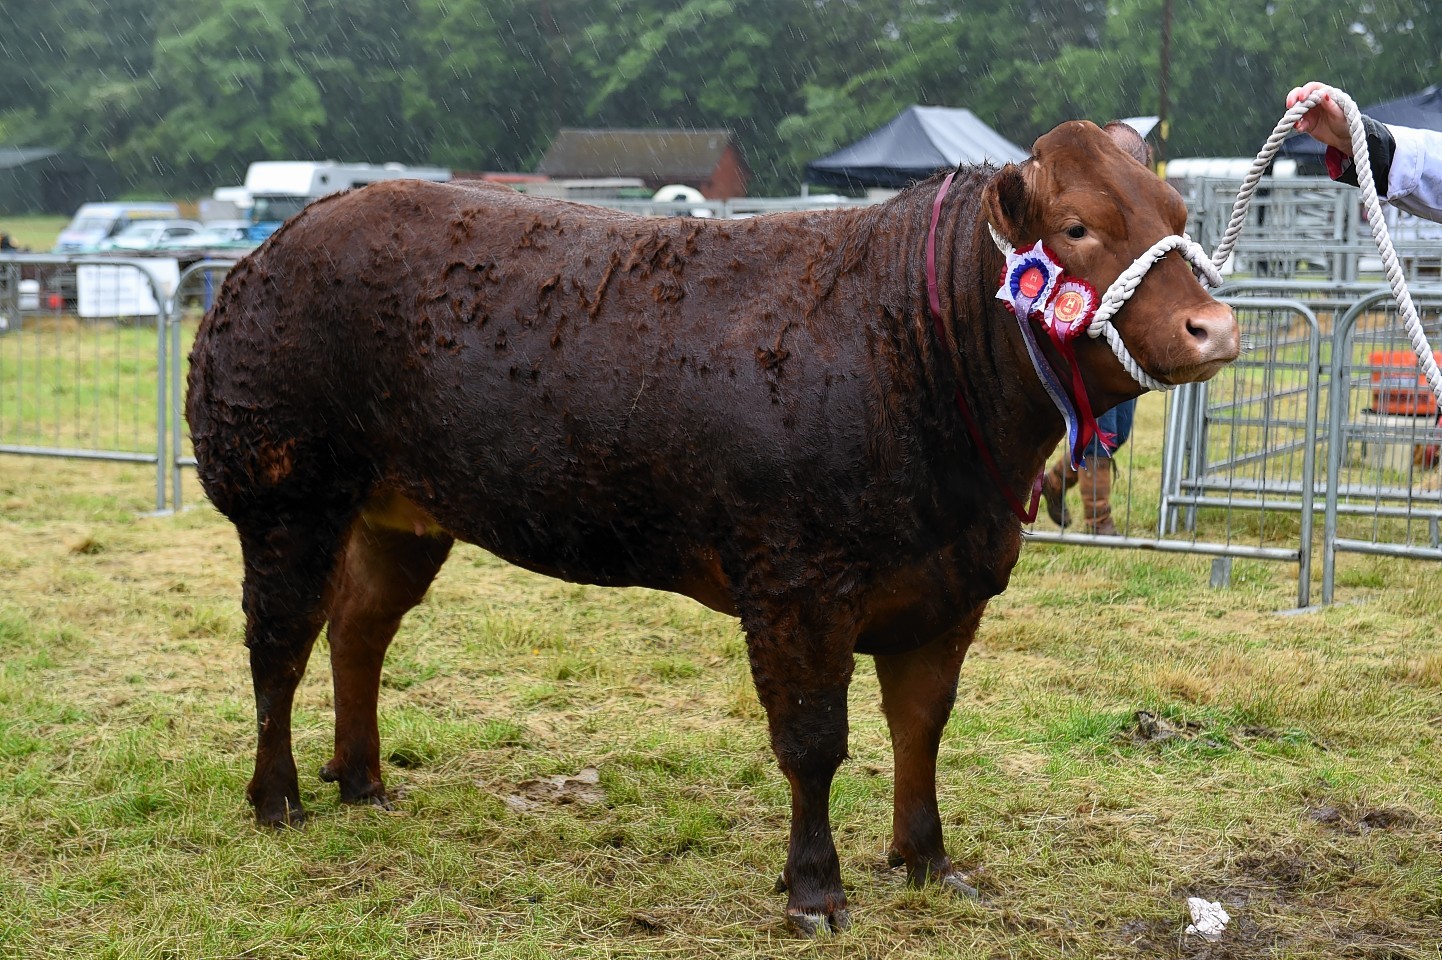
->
[1325,115,1395,195]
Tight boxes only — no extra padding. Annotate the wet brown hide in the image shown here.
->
[186,120,1236,934]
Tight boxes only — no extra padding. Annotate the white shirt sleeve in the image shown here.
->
[1384,124,1442,223]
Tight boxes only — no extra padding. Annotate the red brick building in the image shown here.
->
[537,129,750,199]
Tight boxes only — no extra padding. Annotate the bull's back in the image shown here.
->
[187,179,881,588]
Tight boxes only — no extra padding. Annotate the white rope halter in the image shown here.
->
[987,224,1222,392]
[989,86,1442,403]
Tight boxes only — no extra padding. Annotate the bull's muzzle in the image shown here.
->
[1184,300,1241,367]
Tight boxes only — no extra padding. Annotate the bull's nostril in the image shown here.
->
[1185,309,1241,362]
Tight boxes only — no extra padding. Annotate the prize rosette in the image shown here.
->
[1043,278,1099,342]
[996,241,1063,318]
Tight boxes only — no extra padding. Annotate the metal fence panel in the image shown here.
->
[168,260,240,510]
[1323,289,1442,601]
[0,254,171,510]
[1031,299,1320,607]
[1186,177,1442,283]
[17,227,1442,613]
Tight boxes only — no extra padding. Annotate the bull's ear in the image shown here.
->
[983,163,1028,244]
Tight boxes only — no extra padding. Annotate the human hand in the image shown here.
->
[1286,82,1353,156]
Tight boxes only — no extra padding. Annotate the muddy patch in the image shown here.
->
[501,766,605,812]
[1306,803,1420,835]
[1124,711,1325,753]
[1110,904,1279,959]
[1130,710,1205,744]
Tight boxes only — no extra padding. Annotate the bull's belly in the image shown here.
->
[359,483,1016,654]
[360,489,738,616]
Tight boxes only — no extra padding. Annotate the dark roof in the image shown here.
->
[0,147,63,171]
[537,129,740,180]
[805,106,1027,189]
[1281,84,1442,158]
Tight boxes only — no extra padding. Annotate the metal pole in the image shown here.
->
[170,285,184,511]
[1323,299,1368,603]
[169,260,240,511]
[1158,0,1172,167]
[154,271,169,514]
[1295,304,1321,608]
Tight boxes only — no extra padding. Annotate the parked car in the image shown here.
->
[97,219,205,252]
[53,202,182,253]
[156,221,255,252]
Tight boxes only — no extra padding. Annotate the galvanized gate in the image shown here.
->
[1031,298,1322,607]
[13,248,1442,610]
[0,255,173,510]
[1322,289,1442,601]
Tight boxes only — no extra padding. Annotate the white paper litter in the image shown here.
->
[1185,897,1231,942]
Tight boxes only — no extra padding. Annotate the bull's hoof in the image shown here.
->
[939,872,980,899]
[319,761,391,808]
[248,776,306,828]
[344,788,393,809]
[786,907,851,937]
[889,850,982,899]
[253,799,306,828]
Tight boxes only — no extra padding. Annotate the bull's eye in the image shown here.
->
[1065,224,1087,240]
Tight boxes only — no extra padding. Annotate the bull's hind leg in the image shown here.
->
[873,614,981,898]
[319,518,453,806]
[236,505,356,826]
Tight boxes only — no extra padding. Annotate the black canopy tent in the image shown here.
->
[804,106,1027,190]
[1279,84,1442,161]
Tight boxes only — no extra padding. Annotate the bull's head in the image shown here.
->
[982,120,1239,404]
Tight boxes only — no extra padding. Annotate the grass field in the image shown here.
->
[1,312,1441,957]
[2,215,68,252]
[2,430,1439,958]
[0,318,163,455]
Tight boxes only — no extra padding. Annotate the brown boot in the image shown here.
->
[1041,456,1077,527]
[1079,458,1118,535]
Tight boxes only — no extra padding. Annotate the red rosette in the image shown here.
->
[995,240,1063,319]
[1043,277,1099,342]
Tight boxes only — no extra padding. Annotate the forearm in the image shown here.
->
[1382,126,1442,223]
[1329,120,1442,223]
[1326,116,1395,195]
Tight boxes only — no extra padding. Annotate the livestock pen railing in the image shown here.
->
[1028,298,1322,608]
[1183,177,1442,283]
[165,260,241,510]
[0,254,237,512]
[1136,283,1442,604]
[0,254,175,511]
[1323,289,1442,602]
[9,252,1442,607]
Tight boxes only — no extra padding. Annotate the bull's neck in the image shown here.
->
[910,174,1067,497]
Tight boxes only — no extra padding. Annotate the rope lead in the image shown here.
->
[1212,86,1442,407]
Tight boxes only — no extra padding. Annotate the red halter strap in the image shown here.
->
[925,171,1042,524]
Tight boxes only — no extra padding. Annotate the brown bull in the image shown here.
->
[186,120,1237,935]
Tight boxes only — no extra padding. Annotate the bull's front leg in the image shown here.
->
[744,618,856,937]
[873,615,981,898]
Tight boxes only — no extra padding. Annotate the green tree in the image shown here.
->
[132,0,325,190]
[400,0,576,172]
[1,0,166,185]
[2,0,1438,199]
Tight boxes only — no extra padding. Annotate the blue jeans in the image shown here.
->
[1086,398,1136,459]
